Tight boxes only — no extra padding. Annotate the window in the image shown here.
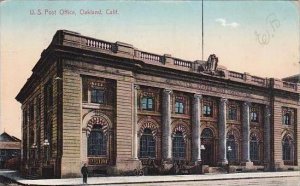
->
[283,112,291,125]
[44,81,53,108]
[250,136,259,161]
[203,105,213,117]
[251,112,258,122]
[88,125,107,156]
[201,128,213,138]
[175,101,184,114]
[250,107,259,122]
[172,131,185,159]
[141,97,154,111]
[282,136,293,161]
[91,88,105,104]
[29,104,34,121]
[227,134,237,162]
[36,97,41,159]
[44,80,53,157]
[140,128,155,158]
[228,106,237,120]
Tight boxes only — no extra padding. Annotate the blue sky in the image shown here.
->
[0,0,299,137]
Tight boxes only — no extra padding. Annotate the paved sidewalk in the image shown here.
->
[0,170,299,185]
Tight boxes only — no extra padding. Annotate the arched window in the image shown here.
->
[88,125,106,156]
[140,128,155,158]
[201,128,213,138]
[250,135,259,161]
[172,131,185,159]
[227,134,237,162]
[282,136,293,161]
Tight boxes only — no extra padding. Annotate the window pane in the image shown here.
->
[88,126,106,156]
[139,128,155,158]
[175,102,179,113]
[282,137,292,161]
[142,98,147,109]
[283,112,291,125]
[180,102,184,113]
[172,132,185,159]
[203,105,213,117]
[227,135,237,162]
[91,89,104,103]
[148,98,153,109]
[250,137,259,161]
[175,101,184,114]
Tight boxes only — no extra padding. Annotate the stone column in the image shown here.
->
[162,89,172,160]
[192,94,202,163]
[264,105,271,165]
[242,102,251,164]
[132,85,139,160]
[218,98,228,165]
[26,106,30,161]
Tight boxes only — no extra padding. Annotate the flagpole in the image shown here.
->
[202,0,204,61]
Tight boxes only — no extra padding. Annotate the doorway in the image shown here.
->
[201,128,214,166]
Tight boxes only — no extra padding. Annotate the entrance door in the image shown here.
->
[201,142,214,165]
[201,128,214,166]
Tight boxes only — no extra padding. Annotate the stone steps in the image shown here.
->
[203,166,227,174]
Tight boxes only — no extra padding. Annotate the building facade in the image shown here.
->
[0,132,21,169]
[16,30,300,178]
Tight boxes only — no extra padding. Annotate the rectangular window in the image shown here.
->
[203,105,213,117]
[175,101,184,114]
[91,89,105,104]
[228,107,237,120]
[250,107,259,122]
[45,81,53,108]
[251,112,258,122]
[283,113,291,125]
[141,97,154,111]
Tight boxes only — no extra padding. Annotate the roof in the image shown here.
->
[0,132,21,142]
[282,74,300,83]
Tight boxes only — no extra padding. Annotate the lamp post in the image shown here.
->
[31,143,37,161]
[43,139,50,163]
[200,144,205,174]
[227,146,232,173]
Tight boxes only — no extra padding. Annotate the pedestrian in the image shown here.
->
[81,163,88,184]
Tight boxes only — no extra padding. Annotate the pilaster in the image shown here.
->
[264,105,271,167]
[242,102,251,163]
[162,89,172,160]
[132,84,140,160]
[218,98,228,166]
[192,94,202,163]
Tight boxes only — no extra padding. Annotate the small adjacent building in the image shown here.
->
[16,30,300,178]
[0,132,21,169]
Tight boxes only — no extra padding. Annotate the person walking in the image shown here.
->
[81,163,88,184]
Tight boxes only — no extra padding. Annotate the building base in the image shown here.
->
[107,159,141,176]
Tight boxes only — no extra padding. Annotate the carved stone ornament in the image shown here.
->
[198,54,219,74]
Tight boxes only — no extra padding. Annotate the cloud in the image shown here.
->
[215,18,239,28]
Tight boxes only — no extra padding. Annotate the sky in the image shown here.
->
[0,0,299,138]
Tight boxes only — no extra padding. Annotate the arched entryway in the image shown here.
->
[201,128,215,166]
[81,111,113,168]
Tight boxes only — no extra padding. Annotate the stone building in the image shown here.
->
[16,30,300,178]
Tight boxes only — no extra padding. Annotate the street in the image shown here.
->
[0,170,299,186]
[108,177,300,186]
